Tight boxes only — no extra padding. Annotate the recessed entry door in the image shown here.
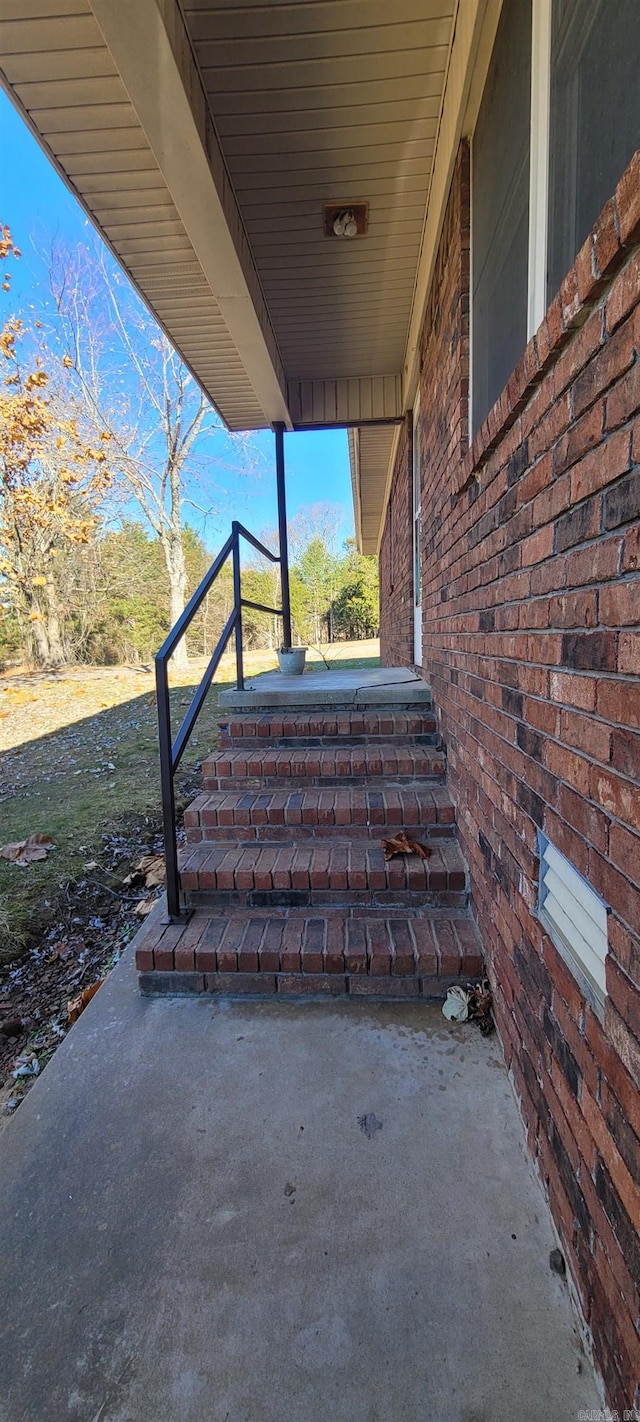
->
[413,394,422,668]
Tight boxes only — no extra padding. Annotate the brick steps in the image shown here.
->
[136,906,483,999]
[137,682,483,1000]
[180,838,467,907]
[218,709,436,746]
[202,743,446,791]
[184,785,457,842]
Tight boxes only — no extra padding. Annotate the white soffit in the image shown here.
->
[183,0,456,384]
[0,0,289,430]
[349,424,399,555]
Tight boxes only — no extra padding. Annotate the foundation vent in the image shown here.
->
[537,833,609,1016]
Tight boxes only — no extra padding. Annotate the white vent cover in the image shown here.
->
[537,832,609,1014]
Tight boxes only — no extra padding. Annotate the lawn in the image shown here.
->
[0,639,380,958]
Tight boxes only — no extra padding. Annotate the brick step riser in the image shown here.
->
[136,905,483,993]
[217,701,433,719]
[202,749,445,782]
[185,823,457,844]
[139,971,468,1001]
[180,852,466,896]
[219,732,439,749]
[186,888,469,910]
[203,773,446,791]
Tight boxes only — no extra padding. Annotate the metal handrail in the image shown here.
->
[155,517,290,919]
[233,521,279,562]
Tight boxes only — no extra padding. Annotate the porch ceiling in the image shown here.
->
[0,0,289,431]
[0,1,454,412]
[183,0,455,383]
[0,0,476,547]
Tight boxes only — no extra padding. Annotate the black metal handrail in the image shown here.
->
[155,514,290,919]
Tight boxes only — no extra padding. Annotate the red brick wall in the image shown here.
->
[379,415,414,666]
[380,147,640,1408]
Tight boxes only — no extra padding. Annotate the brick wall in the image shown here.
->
[380,146,640,1407]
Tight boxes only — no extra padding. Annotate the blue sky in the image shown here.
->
[0,89,354,552]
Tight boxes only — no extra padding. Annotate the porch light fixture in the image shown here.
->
[323,202,369,238]
[333,209,358,238]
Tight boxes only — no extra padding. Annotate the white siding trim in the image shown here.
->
[527,0,552,338]
[468,121,474,432]
[374,421,403,557]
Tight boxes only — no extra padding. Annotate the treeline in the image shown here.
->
[0,224,377,672]
[0,521,378,669]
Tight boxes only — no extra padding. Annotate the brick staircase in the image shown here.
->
[136,692,484,997]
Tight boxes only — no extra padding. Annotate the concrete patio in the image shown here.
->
[0,930,600,1421]
[219,665,433,709]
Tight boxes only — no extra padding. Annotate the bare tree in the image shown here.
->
[48,242,231,668]
[287,502,345,561]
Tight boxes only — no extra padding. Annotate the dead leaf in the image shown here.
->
[467,978,494,1035]
[381,831,431,861]
[124,853,165,889]
[67,979,104,1024]
[134,895,157,918]
[138,853,165,887]
[0,833,53,865]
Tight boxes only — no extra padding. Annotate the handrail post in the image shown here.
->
[155,654,181,919]
[274,422,292,649]
[232,523,244,690]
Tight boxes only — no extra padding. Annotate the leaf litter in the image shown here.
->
[0,657,247,1127]
[0,817,174,1129]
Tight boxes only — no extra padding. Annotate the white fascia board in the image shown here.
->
[90,0,291,428]
[348,428,364,553]
[375,422,403,555]
[527,0,551,338]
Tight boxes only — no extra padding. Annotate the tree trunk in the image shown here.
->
[165,538,189,670]
[24,581,66,668]
[29,615,52,667]
[44,576,66,667]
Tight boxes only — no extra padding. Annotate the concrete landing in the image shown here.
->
[0,941,599,1421]
[219,665,431,709]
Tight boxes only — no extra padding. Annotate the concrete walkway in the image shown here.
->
[0,944,599,1421]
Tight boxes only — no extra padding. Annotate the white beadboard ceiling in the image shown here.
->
[183,0,455,382]
[0,0,458,540]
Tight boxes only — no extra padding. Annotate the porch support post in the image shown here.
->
[274,422,292,649]
[231,524,245,691]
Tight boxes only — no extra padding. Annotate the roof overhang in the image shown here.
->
[349,424,403,556]
[0,0,500,538]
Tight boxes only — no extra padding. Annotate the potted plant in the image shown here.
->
[277,644,307,676]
